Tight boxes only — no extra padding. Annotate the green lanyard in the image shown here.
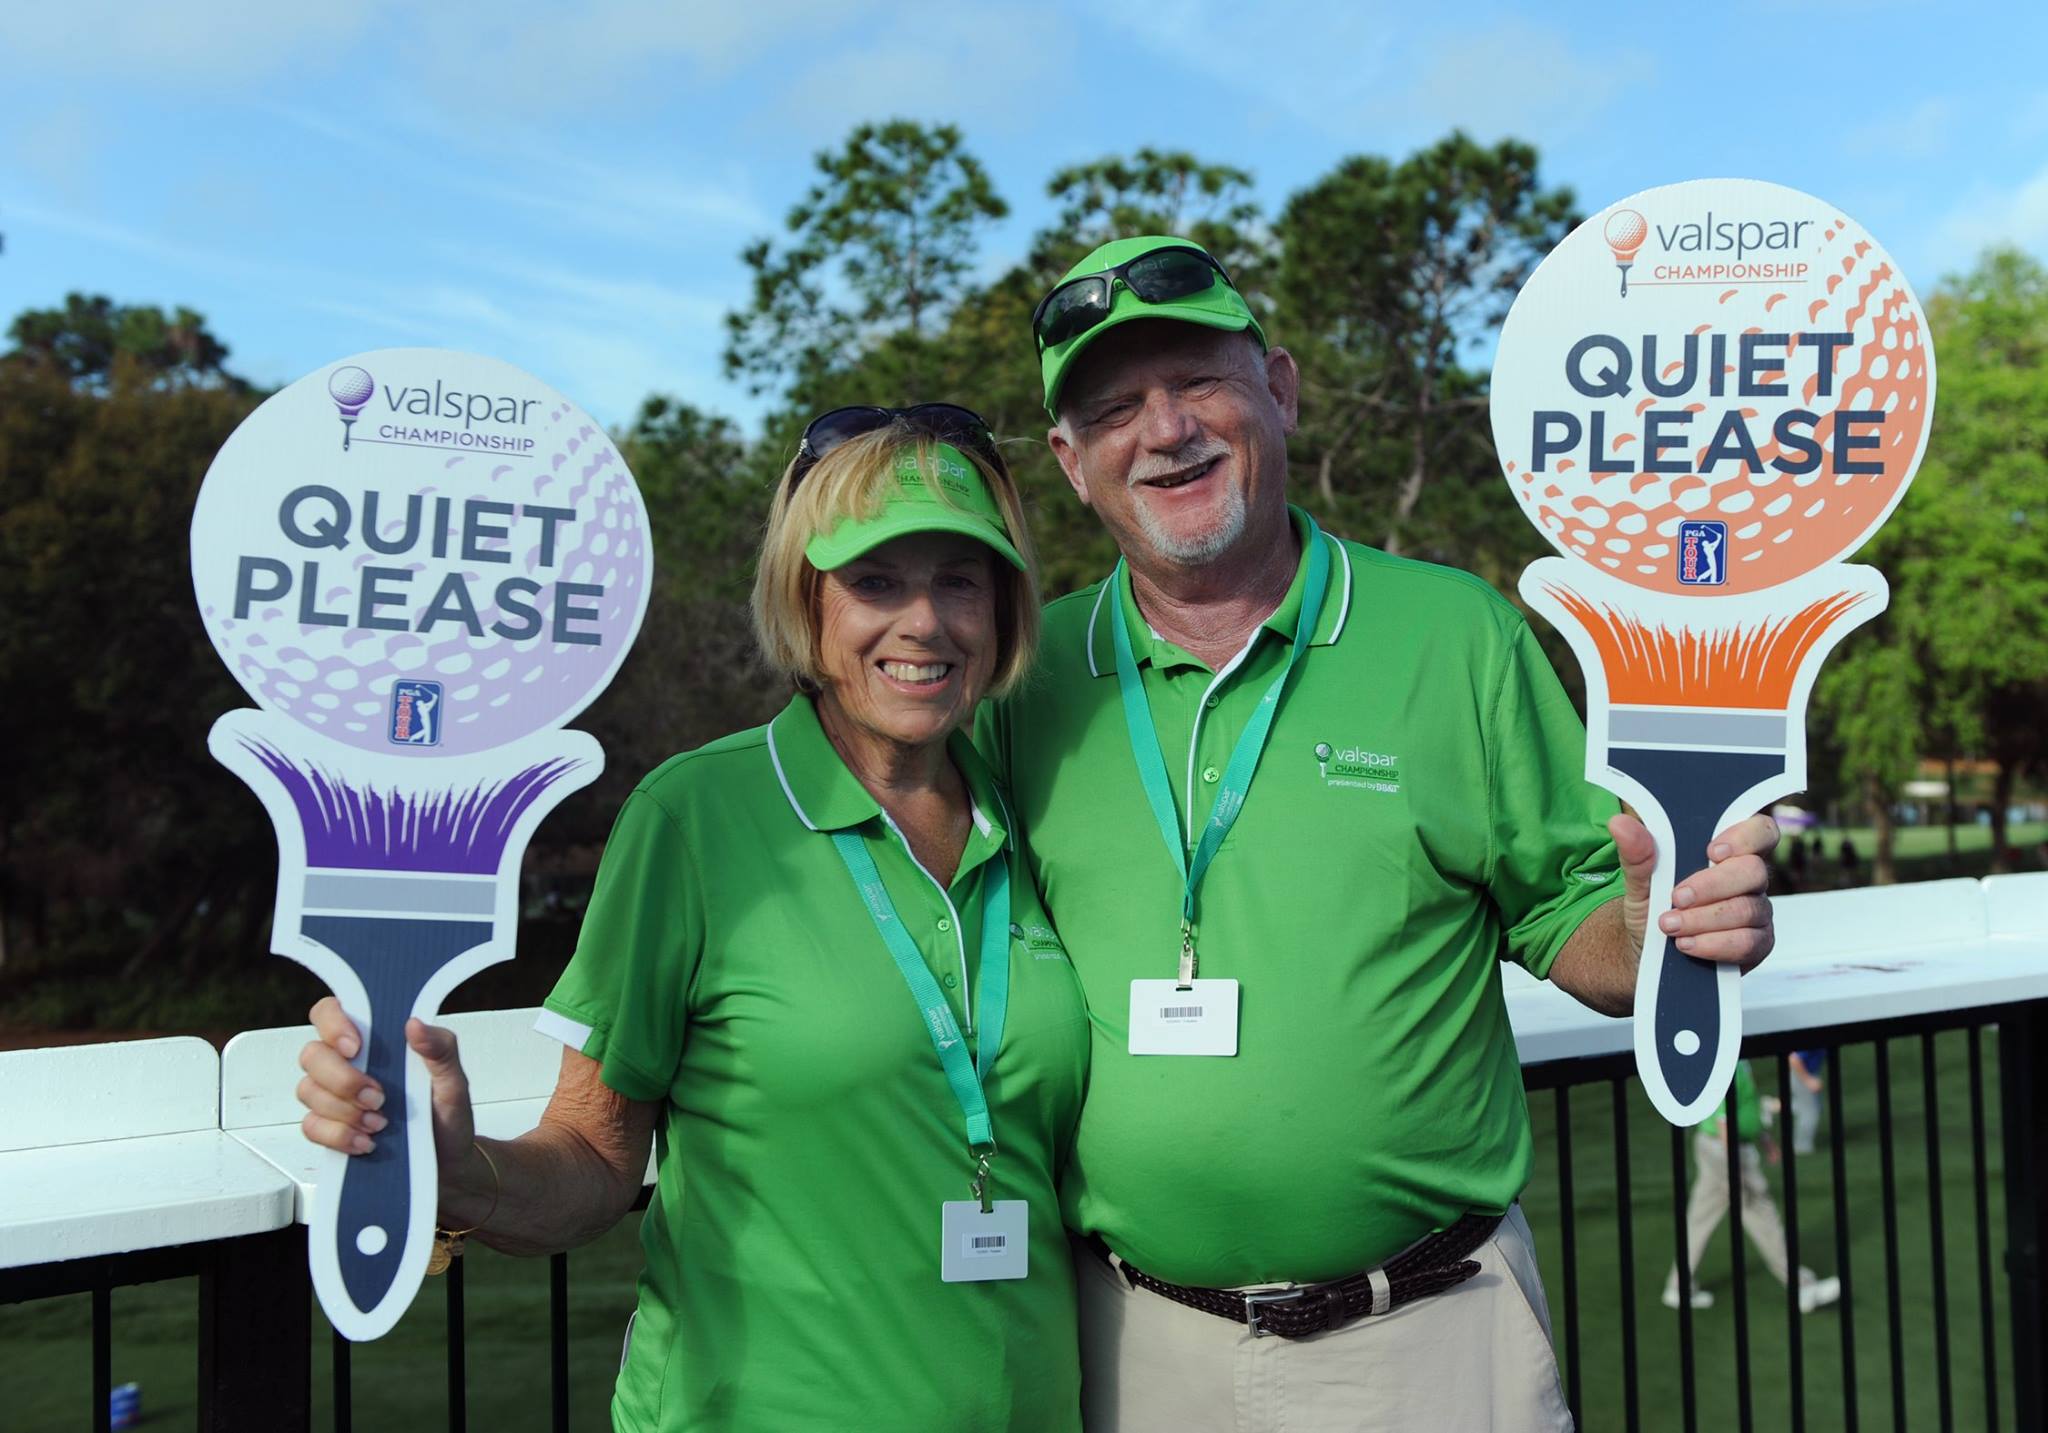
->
[1109,517,1330,985]
[832,826,1011,1207]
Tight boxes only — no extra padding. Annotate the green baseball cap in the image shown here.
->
[805,443,1026,572]
[1036,234,1266,417]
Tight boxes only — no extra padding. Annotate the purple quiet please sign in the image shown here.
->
[190,350,651,1340]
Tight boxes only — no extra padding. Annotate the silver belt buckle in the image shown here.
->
[1243,1285,1304,1338]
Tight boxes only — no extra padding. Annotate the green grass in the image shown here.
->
[1776,819,2048,890]
[0,1215,650,1431]
[1521,1028,2011,1432]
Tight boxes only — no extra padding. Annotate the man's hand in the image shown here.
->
[1614,811,1779,973]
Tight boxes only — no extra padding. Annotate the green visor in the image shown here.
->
[805,443,1026,573]
[1037,234,1266,417]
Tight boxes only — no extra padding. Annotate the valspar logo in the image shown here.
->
[1601,205,1815,295]
[333,365,543,456]
[1313,741,1400,793]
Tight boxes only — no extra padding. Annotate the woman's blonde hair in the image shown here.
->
[751,424,1041,699]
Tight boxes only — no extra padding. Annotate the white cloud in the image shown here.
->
[1928,161,2048,272]
[441,247,726,329]
[360,280,719,425]
[2014,92,2048,142]
[1095,2,1643,148]
[1390,23,1634,143]
[5,102,104,202]
[1095,0,1391,120]
[773,2,1074,141]
[263,103,768,243]
[5,1,858,116]
[1844,97,1957,160]
[462,148,767,237]
[4,198,298,283]
[392,0,852,120]
[297,297,445,345]
[0,3,390,82]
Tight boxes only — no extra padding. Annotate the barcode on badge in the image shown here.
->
[965,1234,1009,1256]
[1159,1005,1204,1020]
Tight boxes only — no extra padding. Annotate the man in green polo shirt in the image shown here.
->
[982,237,1779,1430]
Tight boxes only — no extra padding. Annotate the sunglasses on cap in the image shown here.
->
[790,403,1005,487]
[1030,245,1238,353]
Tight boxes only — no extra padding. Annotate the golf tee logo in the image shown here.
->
[1604,209,1647,296]
[328,366,374,451]
[1491,180,1934,1127]
[191,348,652,1339]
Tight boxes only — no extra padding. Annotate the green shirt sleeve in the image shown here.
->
[1486,615,1624,978]
[540,789,704,1103]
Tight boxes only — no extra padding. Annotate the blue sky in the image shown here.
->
[4,0,2046,431]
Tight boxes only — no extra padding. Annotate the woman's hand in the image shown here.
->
[296,998,476,1186]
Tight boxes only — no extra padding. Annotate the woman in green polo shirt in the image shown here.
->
[294,410,1089,1430]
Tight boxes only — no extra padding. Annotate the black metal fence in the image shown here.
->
[8,1002,2047,1431]
[1526,998,2048,1432]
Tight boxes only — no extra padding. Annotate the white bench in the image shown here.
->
[1503,874,2048,1065]
[0,1038,295,1267]
[219,1007,658,1220]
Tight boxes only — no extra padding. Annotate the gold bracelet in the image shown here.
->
[428,1141,501,1276]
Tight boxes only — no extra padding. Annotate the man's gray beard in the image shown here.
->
[1130,479,1248,565]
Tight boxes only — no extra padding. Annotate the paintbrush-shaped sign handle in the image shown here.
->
[299,910,491,1318]
[206,711,603,1338]
[1605,746,1788,1114]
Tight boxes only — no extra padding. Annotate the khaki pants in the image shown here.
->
[1665,1129,1791,1296]
[1075,1205,1572,1432]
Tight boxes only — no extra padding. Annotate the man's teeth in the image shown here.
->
[881,661,951,683]
[1146,459,1214,488]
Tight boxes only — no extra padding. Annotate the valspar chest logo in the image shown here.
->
[1313,742,1400,794]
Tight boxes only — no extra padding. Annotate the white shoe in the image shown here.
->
[1663,1285,1714,1310]
[1798,1274,1841,1313]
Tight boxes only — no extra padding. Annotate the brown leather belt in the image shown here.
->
[1089,1212,1502,1339]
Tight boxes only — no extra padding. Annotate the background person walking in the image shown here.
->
[1665,1061,1840,1314]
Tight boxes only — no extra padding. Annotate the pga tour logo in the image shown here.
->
[387,680,444,746]
[1678,521,1729,586]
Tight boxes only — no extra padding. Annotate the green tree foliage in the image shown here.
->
[1814,628,1923,882]
[1272,134,1576,569]
[1895,250,2048,867]
[0,349,267,984]
[574,396,783,828]
[1811,248,2048,872]
[1032,150,1263,287]
[724,120,1008,398]
[7,293,241,390]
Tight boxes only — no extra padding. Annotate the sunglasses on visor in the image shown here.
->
[1030,246,1238,352]
[790,403,1006,486]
